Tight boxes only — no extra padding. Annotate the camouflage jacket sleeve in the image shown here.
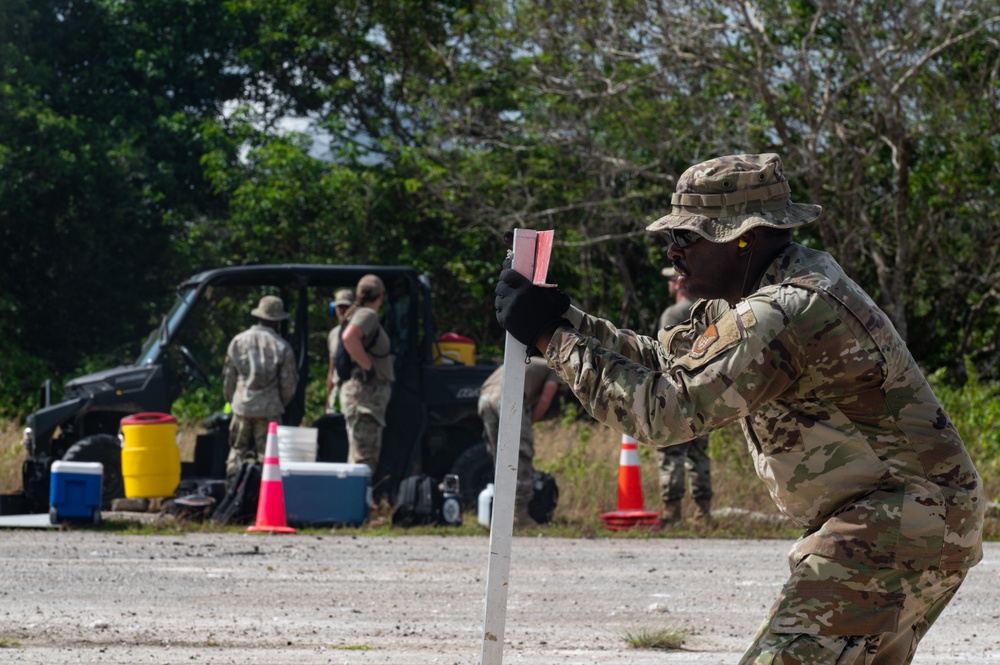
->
[278,341,298,407]
[564,305,672,369]
[222,340,238,403]
[552,297,799,447]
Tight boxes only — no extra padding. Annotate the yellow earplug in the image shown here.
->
[738,239,748,248]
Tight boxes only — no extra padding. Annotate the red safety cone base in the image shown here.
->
[247,523,296,534]
[599,510,662,531]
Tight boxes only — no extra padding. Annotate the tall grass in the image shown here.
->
[532,417,796,537]
[0,420,25,494]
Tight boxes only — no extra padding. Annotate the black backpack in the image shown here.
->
[334,323,383,382]
[528,470,559,524]
[391,474,443,526]
[210,461,261,526]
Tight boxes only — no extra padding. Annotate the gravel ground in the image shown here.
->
[0,528,997,664]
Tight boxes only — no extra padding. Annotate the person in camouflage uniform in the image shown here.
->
[326,288,355,413]
[478,357,563,528]
[494,153,984,664]
[338,274,394,474]
[656,268,713,526]
[222,295,299,487]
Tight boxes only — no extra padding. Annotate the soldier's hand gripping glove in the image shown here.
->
[494,268,572,348]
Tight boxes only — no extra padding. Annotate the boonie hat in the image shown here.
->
[333,288,355,307]
[646,153,822,242]
[251,295,289,321]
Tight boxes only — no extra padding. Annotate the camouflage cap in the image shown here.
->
[333,288,355,307]
[357,274,385,300]
[251,295,289,321]
[646,153,822,242]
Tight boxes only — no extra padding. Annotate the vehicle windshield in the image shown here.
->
[135,287,199,366]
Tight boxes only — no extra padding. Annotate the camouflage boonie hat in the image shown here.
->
[333,288,355,307]
[646,153,822,242]
[251,295,289,321]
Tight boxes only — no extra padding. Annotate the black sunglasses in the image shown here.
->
[668,228,704,248]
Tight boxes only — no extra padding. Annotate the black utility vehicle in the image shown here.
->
[1,265,497,515]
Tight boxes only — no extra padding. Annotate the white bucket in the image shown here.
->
[276,426,318,463]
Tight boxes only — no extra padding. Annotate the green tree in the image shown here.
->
[0,0,250,395]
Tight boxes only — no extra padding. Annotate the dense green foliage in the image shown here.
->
[1,0,998,417]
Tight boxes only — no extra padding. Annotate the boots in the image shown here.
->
[513,503,541,530]
[693,498,713,526]
[660,499,683,527]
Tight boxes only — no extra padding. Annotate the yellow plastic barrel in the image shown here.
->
[120,412,181,498]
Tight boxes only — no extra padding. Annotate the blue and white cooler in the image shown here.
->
[49,460,103,525]
[281,462,371,527]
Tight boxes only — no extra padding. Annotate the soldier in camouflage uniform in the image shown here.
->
[222,295,299,487]
[478,357,563,528]
[326,288,355,413]
[494,153,984,664]
[656,268,713,525]
[339,274,394,474]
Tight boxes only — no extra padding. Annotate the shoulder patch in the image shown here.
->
[691,325,719,357]
[672,310,744,371]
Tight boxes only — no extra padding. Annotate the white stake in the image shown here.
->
[480,228,553,665]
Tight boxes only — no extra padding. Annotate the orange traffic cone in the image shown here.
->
[247,422,296,534]
[599,434,660,531]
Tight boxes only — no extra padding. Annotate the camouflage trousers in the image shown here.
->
[226,414,277,487]
[739,553,968,664]
[340,378,391,473]
[655,435,712,503]
[478,397,535,507]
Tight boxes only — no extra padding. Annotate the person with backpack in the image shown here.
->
[338,274,394,474]
[477,357,563,529]
[326,288,355,413]
[222,295,298,489]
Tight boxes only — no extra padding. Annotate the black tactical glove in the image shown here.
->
[494,268,572,348]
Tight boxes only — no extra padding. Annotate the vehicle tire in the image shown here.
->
[448,442,494,508]
[62,434,125,510]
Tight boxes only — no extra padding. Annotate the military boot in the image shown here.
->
[659,499,683,527]
[693,498,713,527]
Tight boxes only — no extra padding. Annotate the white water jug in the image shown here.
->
[477,483,495,527]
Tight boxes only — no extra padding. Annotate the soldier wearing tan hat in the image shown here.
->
[326,289,356,412]
[222,295,299,487]
[495,153,983,664]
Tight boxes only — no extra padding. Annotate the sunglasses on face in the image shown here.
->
[668,228,703,248]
